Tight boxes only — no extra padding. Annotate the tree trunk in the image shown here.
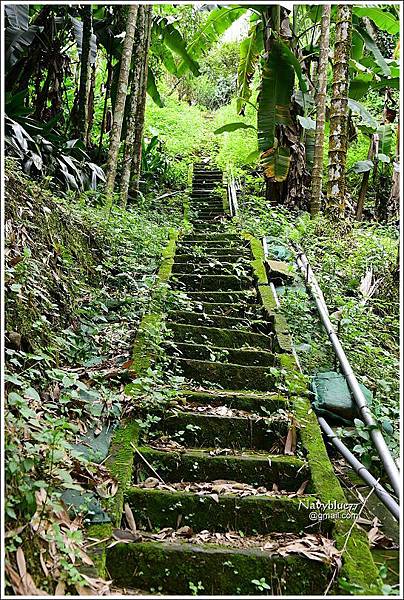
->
[76,5,93,144]
[130,6,153,200]
[119,7,147,207]
[310,5,331,217]
[98,55,113,159]
[86,65,96,147]
[327,5,352,218]
[356,135,375,220]
[105,4,138,199]
[388,121,400,220]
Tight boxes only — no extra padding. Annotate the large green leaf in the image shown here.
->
[349,74,372,100]
[178,6,247,75]
[214,122,256,135]
[353,7,399,35]
[348,98,378,131]
[351,30,365,61]
[237,27,260,115]
[277,39,307,93]
[5,5,30,29]
[156,18,200,76]
[377,124,393,156]
[147,67,164,107]
[261,143,291,182]
[257,41,294,152]
[355,25,391,77]
[70,16,97,64]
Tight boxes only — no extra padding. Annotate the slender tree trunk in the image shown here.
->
[130,6,153,199]
[86,65,96,147]
[388,121,400,220]
[120,7,147,207]
[98,55,113,159]
[327,5,352,218]
[105,4,138,199]
[356,135,376,220]
[76,5,92,144]
[310,5,331,217]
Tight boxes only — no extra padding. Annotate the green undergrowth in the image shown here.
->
[232,196,399,466]
[3,160,185,593]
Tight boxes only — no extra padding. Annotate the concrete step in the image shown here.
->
[173,357,278,391]
[134,446,308,489]
[168,341,276,366]
[167,322,275,352]
[175,246,250,257]
[172,261,251,276]
[107,539,331,595]
[172,273,253,291]
[178,390,289,413]
[167,310,272,335]
[183,233,240,242]
[178,290,256,303]
[174,254,248,265]
[125,486,320,534]
[162,411,290,450]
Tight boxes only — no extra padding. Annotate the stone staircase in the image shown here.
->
[105,164,380,595]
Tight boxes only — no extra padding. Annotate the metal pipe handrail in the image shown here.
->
[318,417,400,520]
[294,248,401,499]
[227,164,239,217]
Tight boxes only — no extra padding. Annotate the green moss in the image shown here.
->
[257,284,278,313]
[180,390,291,413]
[126,487,326,535]
[135,447,308,490]
[175,357,279,391]
[106,420,140,526]
[107,541,331,595]
[131,313,162,374]
[162,411,288,450]
[85,523,113,579]
[294,396,381,594]
[167,322,275,351]
[173,273,252,291]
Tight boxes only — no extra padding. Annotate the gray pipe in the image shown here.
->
[318,417,400,521]
[294,249,401,499]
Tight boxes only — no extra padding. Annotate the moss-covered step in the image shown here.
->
[172,261,250,276]
[125,486,324,535]
[182,291,256,304]
[180,390,290,413]
[107,541,331,595]
[176,248,250,260]
[173,357,278,391]
[167,323,275,351]
[183,233,239,242]
[192,223,226,232]
[162,411,288,449]
[169,342,276,366]
[134,447,309,490]
[192,302,265,319]
[166,310,272,334]
[190,199,224,206]
[177,239,244,249]
[174,254,246,265]
[196,209,225,217]
[172,273,253,291]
